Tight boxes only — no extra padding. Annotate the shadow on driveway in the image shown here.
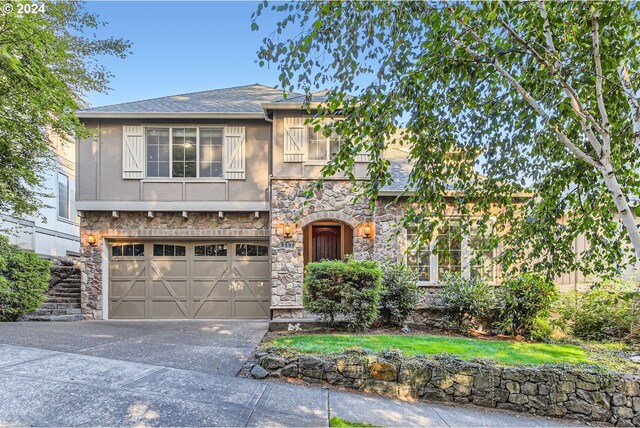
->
[0,320,268,376]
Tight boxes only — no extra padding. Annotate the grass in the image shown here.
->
[269,333,590,366]
[330,416,378,427]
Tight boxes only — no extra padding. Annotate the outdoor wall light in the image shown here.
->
[86,233,97,246]
[283,224,293,238]
[363,224,373,238]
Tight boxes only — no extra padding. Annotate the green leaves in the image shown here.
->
[258,1,640,281]
[0,2,130,218]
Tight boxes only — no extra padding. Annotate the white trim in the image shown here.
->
[102,237,109,320]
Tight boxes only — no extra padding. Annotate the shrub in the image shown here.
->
[379,262,420,326]
[439,273,497,331]
[0,235,51,321]
[304,258,383,330]
[494,273,558,338]
[554,279,636,341]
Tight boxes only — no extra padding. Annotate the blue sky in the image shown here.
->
[83,1,282,108]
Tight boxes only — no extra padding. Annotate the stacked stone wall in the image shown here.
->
[254,348,640,425]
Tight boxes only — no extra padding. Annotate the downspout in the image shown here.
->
[264,107,274,321]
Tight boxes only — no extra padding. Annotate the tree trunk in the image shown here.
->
[600,163,640,268]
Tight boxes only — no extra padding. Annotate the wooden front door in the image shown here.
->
[312,226,341,262]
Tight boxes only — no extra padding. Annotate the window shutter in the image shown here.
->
[355,150,369,163]
[283,117,306,162]
[122,126,144,179]
[224,126,246,180]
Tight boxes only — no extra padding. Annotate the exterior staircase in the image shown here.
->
[25,263,82,321]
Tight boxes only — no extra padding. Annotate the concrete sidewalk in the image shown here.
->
[0,343,580,427]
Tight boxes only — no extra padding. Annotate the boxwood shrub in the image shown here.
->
[304,258,382,330]
[0,235,51,321]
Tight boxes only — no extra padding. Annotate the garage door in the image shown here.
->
[108,241,270,319]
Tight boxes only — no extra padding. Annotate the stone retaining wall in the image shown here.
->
[253,348,640,425]
[25,260,81,321]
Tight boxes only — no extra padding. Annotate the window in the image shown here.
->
[199,128,223,177]
[146,128,170,177]
[153,244,186,257]
[145,127,224,178]
[405,225,467,284]
[437,226,463,277]
[406,229,432,282]
[236,244,269,257]
[172,128,197,178]
[306,126,341,162]
[112,244,145,257]
[57,172,70,219]
[194,244,227,256]
[469,230,495,283]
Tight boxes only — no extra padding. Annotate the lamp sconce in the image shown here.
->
[86,233,97,246]
[362,223,373,239]
[282,223,293,239]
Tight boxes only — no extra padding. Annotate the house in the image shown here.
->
[0,134,80,258]
[75,84,602,321]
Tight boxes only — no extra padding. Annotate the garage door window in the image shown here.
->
[153,244,186,257]
[194,244,227,256]
[236,244,269,257]
[112,244,145,257]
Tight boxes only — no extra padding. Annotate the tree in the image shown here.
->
[0,1,130,217]
[254,1,640,281]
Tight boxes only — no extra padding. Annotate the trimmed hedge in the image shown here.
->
[0,235,51,321]
[304,258,382,330]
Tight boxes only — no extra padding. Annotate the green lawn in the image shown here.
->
[269,334,590,366]
[330,416,378,427]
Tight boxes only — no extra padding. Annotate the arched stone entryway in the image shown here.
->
[303,220,354,265]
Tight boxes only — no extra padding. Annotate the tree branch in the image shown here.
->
[450,35,599,169]
[617,61,640,155]
[591,15,611,159]
[535,0,604,157]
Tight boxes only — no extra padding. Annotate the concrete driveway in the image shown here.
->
[0,320,268,376]
[0,321,581,427]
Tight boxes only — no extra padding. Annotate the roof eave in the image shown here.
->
[378,189,534,199]
[75,112,266,119]
[261,102,323,110]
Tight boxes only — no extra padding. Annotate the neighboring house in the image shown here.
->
[74,84,623,321]
[1,134,80,258]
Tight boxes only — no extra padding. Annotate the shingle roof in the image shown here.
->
[77,84,298,115]
[381,145,414,193]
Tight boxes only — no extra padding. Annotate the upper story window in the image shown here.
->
[57,172,70,219]
[307,127,341,163]
[145,127,223,178]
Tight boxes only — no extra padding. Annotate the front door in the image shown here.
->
[312,226,341,262]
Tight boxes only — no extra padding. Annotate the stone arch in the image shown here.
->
[298,210,360,229]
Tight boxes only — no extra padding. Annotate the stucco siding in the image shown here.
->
[76,118,270,209]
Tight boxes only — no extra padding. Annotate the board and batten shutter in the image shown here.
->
[224,126,246,180]
[122,126,144,179]
[283,117,306,162]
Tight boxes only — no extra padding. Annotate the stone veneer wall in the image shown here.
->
[80,211,268,320]
[254,349,640,425]
[270,179,377,319]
